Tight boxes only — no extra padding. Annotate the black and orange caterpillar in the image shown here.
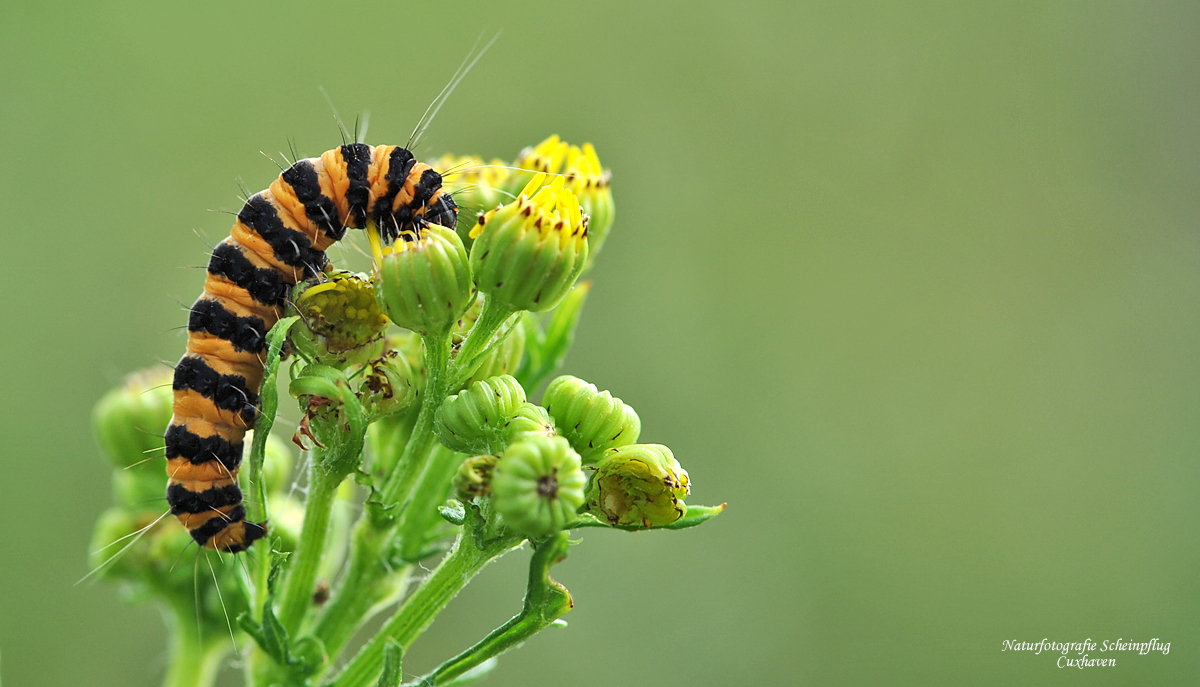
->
[165,144,458,552]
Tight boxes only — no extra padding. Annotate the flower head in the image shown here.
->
[507,135,569,195]
[454,454,499,501]
[93,368,174,469]
[434,375,527,455]
[292,271,388,367]
[358,349,418,420]
[430,154,511,247]
[492,435,586,539]
[585,444,690,528]
[503,402,558,445]
[542,375,640,463]
[373,224,475,338]
[469,173,589,313]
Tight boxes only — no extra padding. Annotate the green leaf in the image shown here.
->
[246,316,300,527]
[439,500,466,526]
[660,503,727,530]
[566,503,727,531]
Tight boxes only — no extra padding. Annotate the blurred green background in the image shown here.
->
[1,0,1197,684]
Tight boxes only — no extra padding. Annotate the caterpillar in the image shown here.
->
[165,143,458,552]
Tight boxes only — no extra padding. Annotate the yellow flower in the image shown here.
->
[563,143,614,264]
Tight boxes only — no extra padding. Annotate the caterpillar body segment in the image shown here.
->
[165,143,458,552]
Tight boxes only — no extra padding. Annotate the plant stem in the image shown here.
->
[396,444,464,562]
[380,335,451,510]
[452,297,515,383]
[311,518,411,664]
[277,459,343,633]
[163,612,228,687]
[327,532,519,687]
[422,533,572,685]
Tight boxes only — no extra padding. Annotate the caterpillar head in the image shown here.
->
[420,187,459,233]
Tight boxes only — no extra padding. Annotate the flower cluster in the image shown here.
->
[89,135,722,687]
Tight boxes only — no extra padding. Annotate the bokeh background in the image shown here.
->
[1,1,1197,685]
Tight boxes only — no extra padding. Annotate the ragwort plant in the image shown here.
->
[89,136,724,687]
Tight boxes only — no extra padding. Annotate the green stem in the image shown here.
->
[327,532,519,687]
[397,444,465,562]
[379,335,451,510]
[163,612,228,687]
[453,297,515,382]
[422,533,572,685]
[277,460,343,633]
[308,337,452,676]
[311,518,411,665]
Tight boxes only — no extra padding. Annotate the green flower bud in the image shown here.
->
[542,375,640,463]
[291,271,388,367]
[585,444,690,528]
[89,508,152,582]
[504,402,558,445]
[92,368,173,469]
[563,143,614,266]
[469,174,589,313]
[434,375,526,455]
[430,154,512,247]
[492,436,586,539]
[454,454,499,500]
[453,295,527,385]
[358,349,418,419]
[374,224,475,338]
[112,468,166,512]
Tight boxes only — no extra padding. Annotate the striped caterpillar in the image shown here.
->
[166,144,458,552]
